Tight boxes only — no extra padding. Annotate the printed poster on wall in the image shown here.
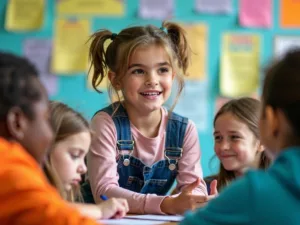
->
[5,0,45,31]
[184,23,207,81]
[220,33,260,98]
[274,36,300,58]
[51,18,90,74]
[56,0,124,16]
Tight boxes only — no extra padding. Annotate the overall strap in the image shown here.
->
[94,103,134,151]
[165,111,188,159]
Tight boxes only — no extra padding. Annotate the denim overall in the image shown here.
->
[81,103,188,203]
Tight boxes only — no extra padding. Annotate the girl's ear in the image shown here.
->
[257,143,265,153]
[108,71,121,90]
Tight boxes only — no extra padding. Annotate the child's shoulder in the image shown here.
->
[0,138,34,166]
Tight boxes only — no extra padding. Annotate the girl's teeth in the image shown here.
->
[142,92,160,96]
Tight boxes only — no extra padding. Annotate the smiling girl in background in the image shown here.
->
[205,97,271,194]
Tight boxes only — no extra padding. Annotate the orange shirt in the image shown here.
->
[0,137,100,225]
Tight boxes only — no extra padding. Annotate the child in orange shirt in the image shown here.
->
[0,52,125,225]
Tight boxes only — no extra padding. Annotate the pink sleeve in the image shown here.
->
[87,112,166,214]
[175,120,208,196]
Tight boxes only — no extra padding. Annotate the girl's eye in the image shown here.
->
[158,67,169,73]
[131,69,144,75]
[70,153,80,160]
[214,136,222,141]
[231,135,240,140]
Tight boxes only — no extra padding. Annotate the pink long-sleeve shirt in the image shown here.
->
[87,107,207,214]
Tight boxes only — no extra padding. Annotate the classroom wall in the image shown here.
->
[1,0,300,176]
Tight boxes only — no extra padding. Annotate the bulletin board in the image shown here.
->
[1,0,300,176]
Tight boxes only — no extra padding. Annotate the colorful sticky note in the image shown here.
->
[5,0,45,31]
[281,0,300,28]
[23,39,57,96]
[239,0,272,28]
[51,18,90,74]
[184,23,207,81]
[195,0,232,14]
[57,0,124,16]
[220,33,260,98]
[138,0,174,19]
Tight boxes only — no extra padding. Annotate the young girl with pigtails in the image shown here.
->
[82,21,213,215]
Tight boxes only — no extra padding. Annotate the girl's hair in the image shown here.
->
[44,101,90,202]
[262,49,300,139]
[88,21,191,112]
[212,97,271,191]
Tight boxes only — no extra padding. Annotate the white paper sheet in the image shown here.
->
[274,36,300,59]
[125,214,183,222]
[98,218,166,225]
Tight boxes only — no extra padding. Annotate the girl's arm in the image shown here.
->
[88,112,166,214]
[70,198,128,219]
[174,120,208,196]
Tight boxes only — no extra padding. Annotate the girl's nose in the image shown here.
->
[78,162,87,174]
[220,140,230,151]
[145,72,158,87]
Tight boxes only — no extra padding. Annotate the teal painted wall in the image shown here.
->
[1,0,299,176]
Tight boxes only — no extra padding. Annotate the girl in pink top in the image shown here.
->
[82,21,210,215]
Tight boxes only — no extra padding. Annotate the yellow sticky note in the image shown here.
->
[184,24,207,81]
[5,0,45,31]
[220,33,260,98]
[52,18,90,74]
[57,0,124,16]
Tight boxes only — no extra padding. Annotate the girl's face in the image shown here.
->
[116,44,174,115]
[50,131,91,191]
[214,112,260,175]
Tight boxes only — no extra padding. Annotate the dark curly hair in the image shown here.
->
[0,52,42,120]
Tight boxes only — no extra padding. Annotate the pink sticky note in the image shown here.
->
[239,0,272,28]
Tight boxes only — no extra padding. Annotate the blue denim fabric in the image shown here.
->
[81,103,188,202]
[105,103,188,195]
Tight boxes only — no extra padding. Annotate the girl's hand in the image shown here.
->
[161,178,214,215]
[209,179,218,196]
[98,198,129,219]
